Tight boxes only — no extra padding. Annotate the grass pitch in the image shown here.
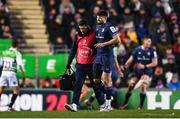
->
[0,110,179,118]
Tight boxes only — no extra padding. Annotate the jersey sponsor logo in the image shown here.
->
[137,56,150,61]
[79,46,92,57]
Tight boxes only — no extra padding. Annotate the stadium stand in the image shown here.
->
[8,0,50,54]
[0,0,179,90]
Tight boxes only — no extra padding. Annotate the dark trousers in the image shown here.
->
[72,64,105,106]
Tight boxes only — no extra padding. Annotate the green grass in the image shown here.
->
[0,110,180,118]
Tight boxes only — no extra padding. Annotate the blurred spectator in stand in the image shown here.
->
[48,15,65,44]
[1,25,13,39]
[148,12,166,39]
[64,27,76,49]
[171,0,180,18]
[154,23,170,44]
[116,0,126,15]
[164,54,178,76]
[61,5,75,32]
[161,0,172,15]
[23,78,35,88]
[104,0,117,10]
[136,20,148,40]
[129,0,145,15]
[151,0,165,17]
[51,79,60,88]
[167,74,180,90]
[40,77,52,88]
[108,8,120,25]
[170,24,179,43]
[172,34,180,54]
[151,66,166,89]
[172,35,180,77]
[122,7,134,25]
[126,27,138,44]
[45,0,58,26]
[87,5,101,26]
[59,0,75,14]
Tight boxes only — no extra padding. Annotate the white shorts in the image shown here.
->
[0,71,18,87]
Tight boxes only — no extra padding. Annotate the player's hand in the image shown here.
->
[137,63,145,69]
[94,43,105,48]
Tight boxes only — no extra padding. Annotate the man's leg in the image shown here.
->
[120,77,138,109]
[93,63,105,93]
[9,86,19,111]
[89,73,105,106]
[138,75,151,109]
[0,86,5,106]
[101,71,113,110]
[65,68,85,112]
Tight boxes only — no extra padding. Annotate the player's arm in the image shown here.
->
[125,56,134,69]
[66,37,78,69]
[0,57,3,77]
[95,26,121,48]
[16,52,25,82]
[114,58,124,77]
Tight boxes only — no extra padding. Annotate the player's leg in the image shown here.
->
[0,86,5,103]
[101,56,114,111]
[9,86,19,111]
[65,66,86,112]
[79,84,90,103]
[0,72,8,107]
[137,75,151,109]
[88,69,105,107]
[7,72,19,111]
[120,76,138,109]
[84,93,95,108]
[93,63,105,94]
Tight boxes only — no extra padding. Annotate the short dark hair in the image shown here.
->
[12,39,18,48]
[78,19,88,26]
[142,36,151,41]
[97,10,108,17]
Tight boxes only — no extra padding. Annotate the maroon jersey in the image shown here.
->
[76,31,96,64]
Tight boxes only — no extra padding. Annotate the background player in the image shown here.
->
[120,36,158,109]
[0,40,25,111]
[65,19,105,112]
[93,10,121,111]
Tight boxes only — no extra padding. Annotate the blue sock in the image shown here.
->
[106,87,113,100]
[97,81,106,93]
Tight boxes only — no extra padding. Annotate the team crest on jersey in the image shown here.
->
[147,52,151,56]
[138,52,141,55]
[102,28,105,32]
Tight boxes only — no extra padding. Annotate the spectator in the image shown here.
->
[1,25,13,39]
[116,0,126,15]
[104,0,117,10]
[59,0,75,14]
[167,74,180,90]
[151,0,165,17]
[126,28,138,44]
[23,78,35,88]
[151,66,166,89]
[148,12,166,39]
[136,20,148,40]
[122,7,134,24]
[164,54,178,74]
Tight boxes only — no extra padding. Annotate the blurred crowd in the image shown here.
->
[41,0,180,90]
[0,0,13,39]
[0,0,179,90]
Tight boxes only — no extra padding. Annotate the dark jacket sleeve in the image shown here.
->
[66,38,78,66]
